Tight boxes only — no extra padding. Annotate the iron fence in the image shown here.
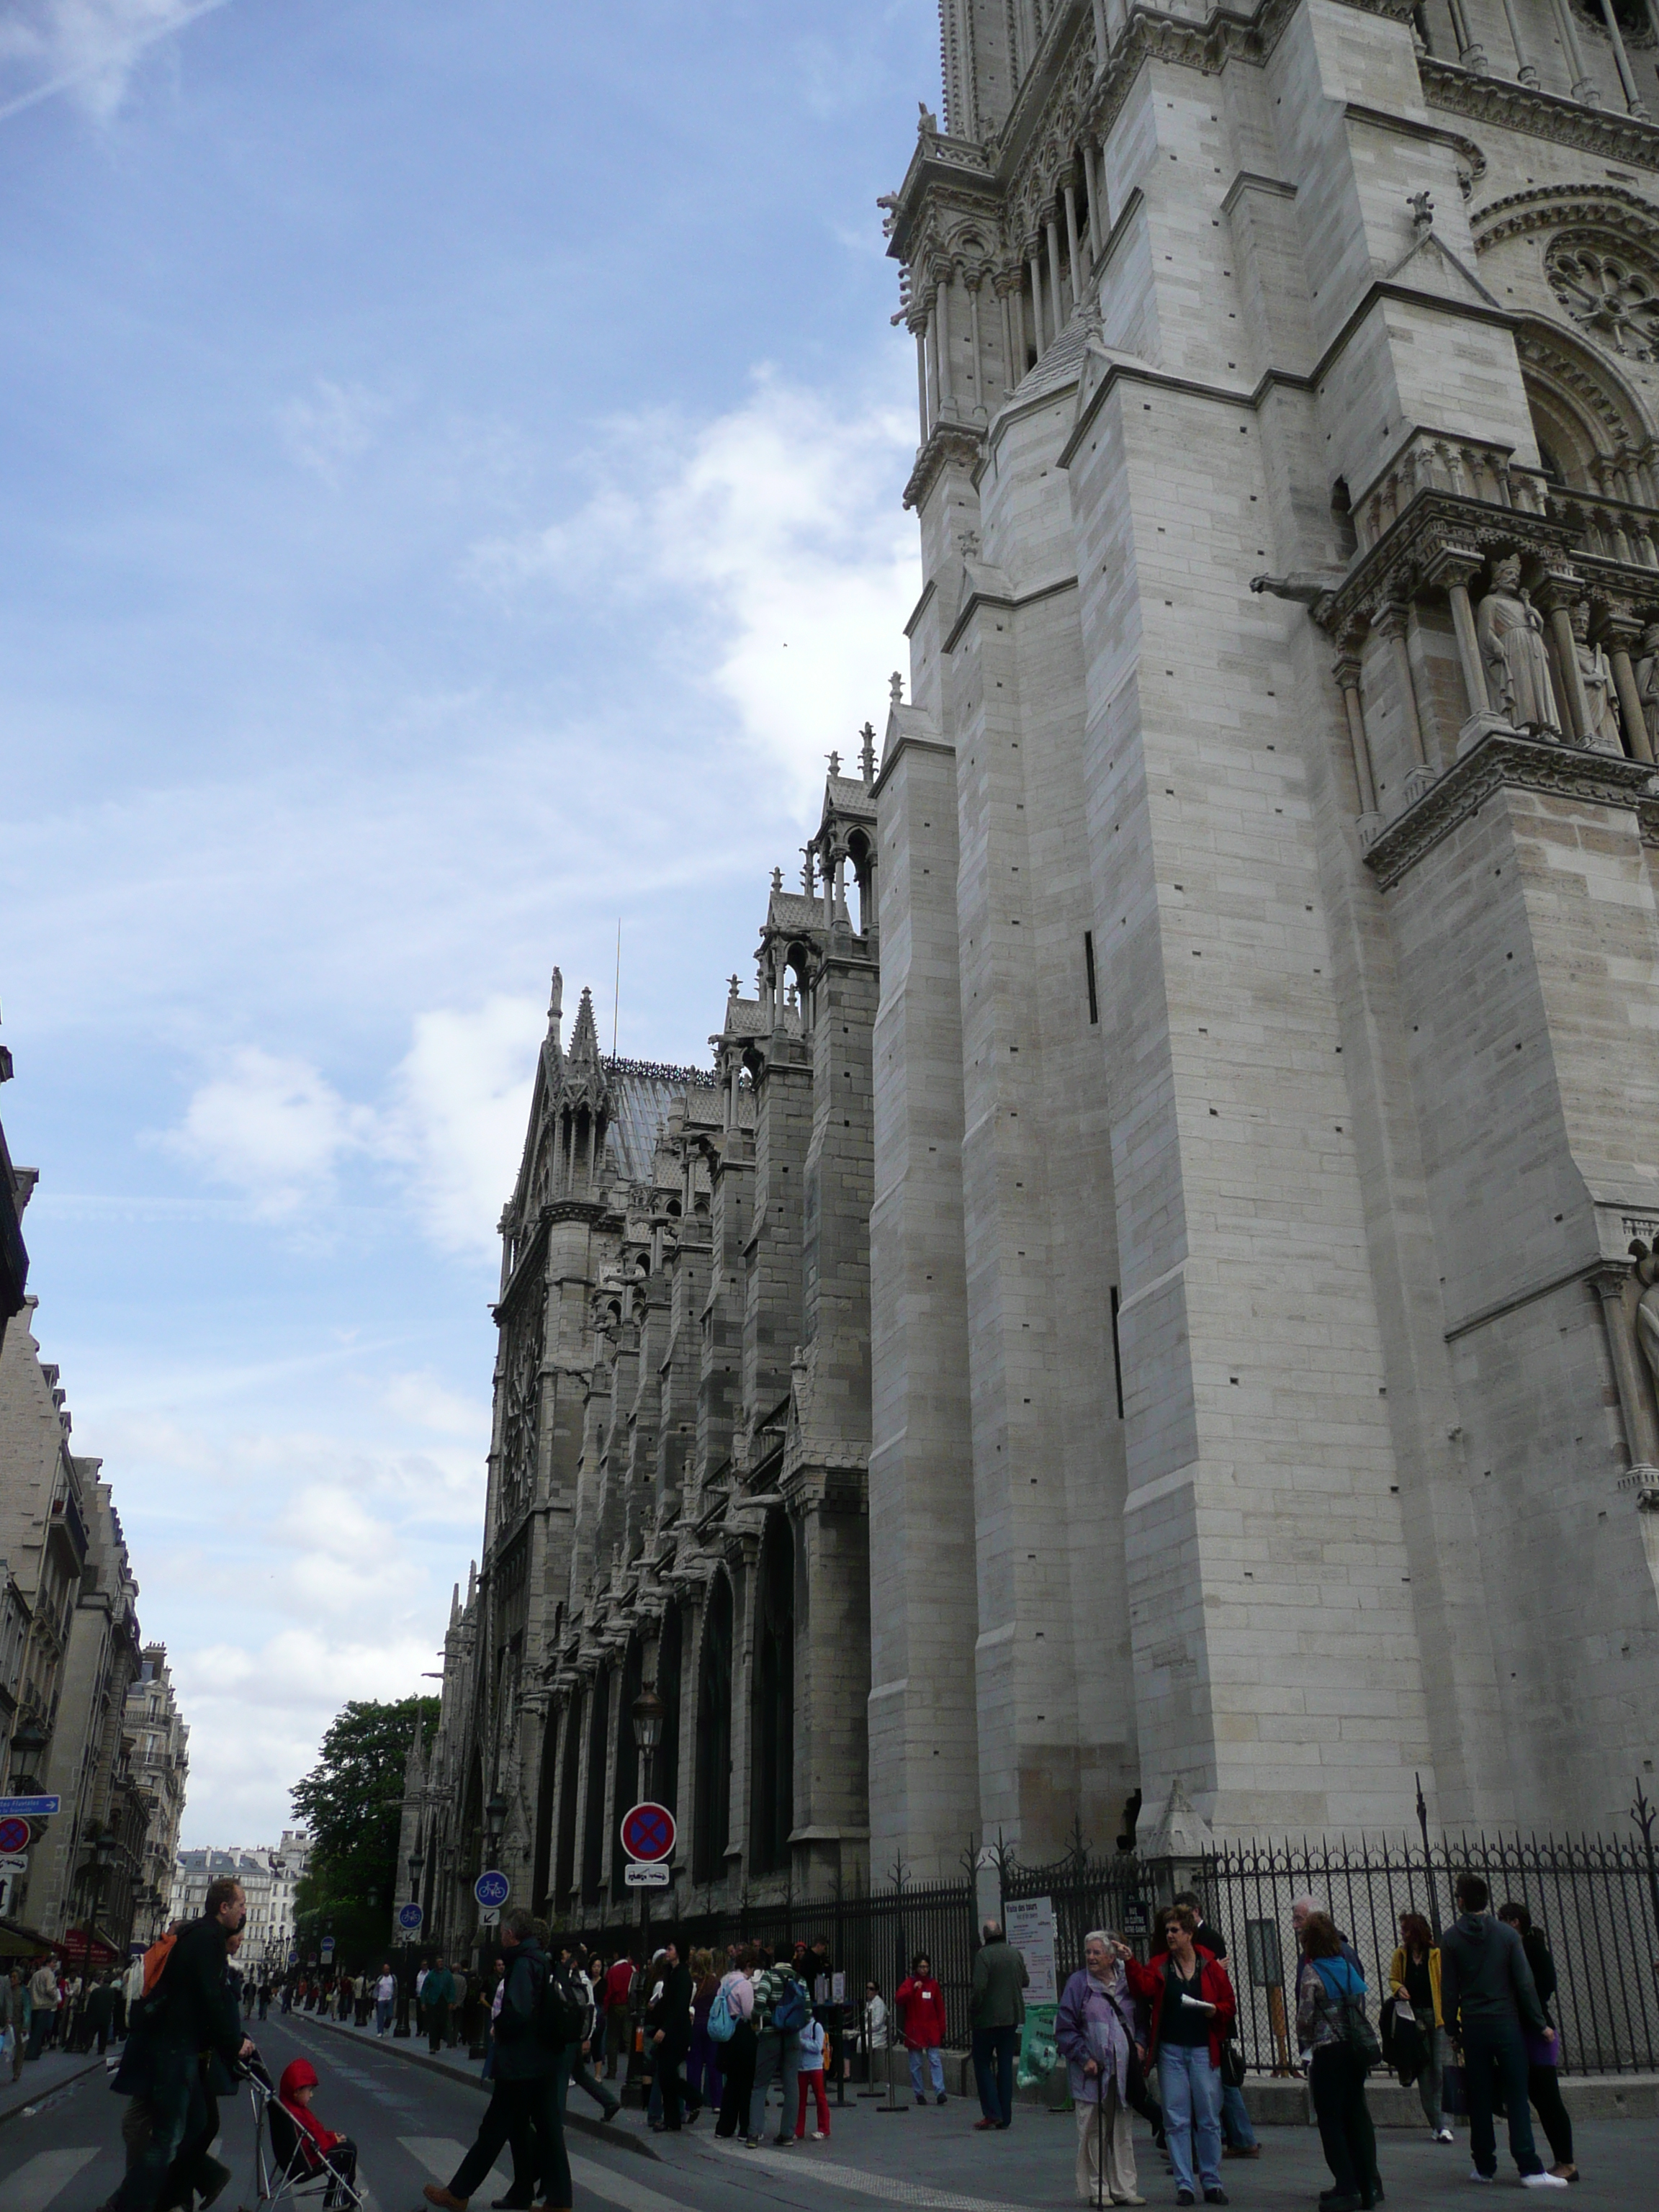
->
[557,1815,1659,2073]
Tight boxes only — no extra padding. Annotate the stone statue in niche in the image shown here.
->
[1629,1243,1659,1403]
[1570,602,1624,753]
[1477,556,1560,733]
[1636,619,1659,753]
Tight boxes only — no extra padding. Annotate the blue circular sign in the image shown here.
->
[475,1869,510,1910]
[397,1901,423,1932]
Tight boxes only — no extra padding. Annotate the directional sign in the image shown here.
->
[396,1901,424,1933]
[320,1936,336,1962]
[0,1816,30,1856]
[0,1853,27,1875]
[619,1802,675,1864]
[624,1861,670,1888]
[0,1871,14,1913]
[480,1907,500,1928]
[0,1795,58,1820]
[475,1869,510,1911]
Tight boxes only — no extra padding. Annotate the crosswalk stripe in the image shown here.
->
[568,2151,697,2212]
[397,2134,512,2195]
[8,2147,100,2212]
[702,2135,1048,2212]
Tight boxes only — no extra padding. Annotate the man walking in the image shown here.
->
[424,1954,457,2053]
[100,1875,253,2212]
[27,1956,59,2059]
[559,1943,620,2123]
[647,1939,698,2131]
[421,1906,567,2212]
[971,1920,1028,2131]
[375,1963,397,2036]
[1439,1874,1568,2190]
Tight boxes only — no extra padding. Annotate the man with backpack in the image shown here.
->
[746,1946,808,2147]
[423,1906,572,2212]
[557,1942,620,2124]
[646,1938,699,2131]
[100,1877,254,2212]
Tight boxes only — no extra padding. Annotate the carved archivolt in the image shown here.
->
[1472,181,1659,256]
[1547,234,1659,364]
[1515,318,1654,471]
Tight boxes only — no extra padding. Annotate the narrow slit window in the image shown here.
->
[1110,1284,1125,1421]
[1084,929,1100,1025]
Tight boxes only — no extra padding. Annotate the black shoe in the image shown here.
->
[197,2162,233,2211]
[1205,2195,1228,2208]
[601,2105,620,2123]
[936,2093,947,2105]
[1322,2199,1360,2212]
[1177,2195,1195,2208]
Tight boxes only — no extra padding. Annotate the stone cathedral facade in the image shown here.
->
[407,0,1659,1944]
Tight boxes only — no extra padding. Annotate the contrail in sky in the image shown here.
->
[0,0,236,125]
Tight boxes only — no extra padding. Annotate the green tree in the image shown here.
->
[291,1695,438,1970]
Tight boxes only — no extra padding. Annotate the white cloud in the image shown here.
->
[278,379,394,487]
[0,0,230,123]
[382,1370,490,1438]
[385,994,542,1258]
[162,1045,377,1219]
[472,371,920,797]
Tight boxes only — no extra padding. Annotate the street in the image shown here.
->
[3,2020,1658,2212]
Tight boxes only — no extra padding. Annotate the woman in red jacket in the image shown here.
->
[893,1953,948,2105]
[276,2057,359,2206]
[1126,1906,1235,2207]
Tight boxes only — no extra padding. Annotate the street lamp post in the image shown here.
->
[629,1681,667,2069]
[480,1792,507,1989]
[395,1843,424,2038]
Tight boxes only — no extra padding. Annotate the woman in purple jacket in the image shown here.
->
[1056,1932,1145,2208]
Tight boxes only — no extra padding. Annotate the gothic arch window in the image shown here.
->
[657,1601,683,1819]
[531,1699,558,1912]
[751,1511,796,1876]
[1517,317,1654,497]
[552,1699,580,1905]
[693,1575,732,1883]
[580,1671,610,1905]
[847,828,875,935]
[610,1636,643,1901]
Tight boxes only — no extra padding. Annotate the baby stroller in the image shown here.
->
[240,2060,365,2212]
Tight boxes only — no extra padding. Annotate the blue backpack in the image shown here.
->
[771,1974,809,2034]
[708,1979,739,2044]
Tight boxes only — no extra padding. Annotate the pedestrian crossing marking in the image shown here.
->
[569,2152,697,2212]
[397,2134,512,2195]
[8,2146,99,2212]
[703,2136,1049,2212]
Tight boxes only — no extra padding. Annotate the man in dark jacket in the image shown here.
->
[647,1940,698,2131]
[104,1878,253,2212]
[1439,1874,1562,2187]
[423,1908,568,2212]
[970,1920,1029,2131]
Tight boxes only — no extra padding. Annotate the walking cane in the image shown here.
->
[1097,2079,1107,2212]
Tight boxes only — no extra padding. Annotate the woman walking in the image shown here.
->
[1057,1931,1146,2208]
[1498,1903,1578,2182]
[1388,1912,1454,2141]
[1126,1904,1234,2207]
[1297,1911,1380,2212]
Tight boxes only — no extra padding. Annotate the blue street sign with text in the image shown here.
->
[475,1869,509,1910]
[0,1795,59,1819]
[397,1902,423,1932]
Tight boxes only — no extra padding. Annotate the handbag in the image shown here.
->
[1104,1989,1154,2121]
[1441,2059,1468,2117]
[1220,2033,1246,2090]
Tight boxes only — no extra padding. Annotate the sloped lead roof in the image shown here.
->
[606,1060,716,1184]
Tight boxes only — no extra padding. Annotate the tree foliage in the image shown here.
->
[291,1696,438,1968]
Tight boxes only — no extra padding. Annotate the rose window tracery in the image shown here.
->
[1547,234,1659,363]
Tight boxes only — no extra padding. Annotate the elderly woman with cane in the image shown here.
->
[1057,1932,1146,2208]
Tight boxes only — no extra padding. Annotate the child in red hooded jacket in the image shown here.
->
[277,2056,359,2204]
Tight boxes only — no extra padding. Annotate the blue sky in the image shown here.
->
[0,0,927,1845]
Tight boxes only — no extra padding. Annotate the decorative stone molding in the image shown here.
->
[1547,233,1659,361]
[1473,181,1659,254]
[902,418,985,511]
[1363,724,1657,889]
[1423,56,1659,171]
[1323,488,1580,637]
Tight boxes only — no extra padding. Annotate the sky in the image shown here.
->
[0,0,930,1846]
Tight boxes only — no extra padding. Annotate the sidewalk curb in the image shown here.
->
[300,2011,662,2161]
[0,2054,105,2131]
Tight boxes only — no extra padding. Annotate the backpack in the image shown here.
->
[708,1979,739,2044]
[771,1974,808,2034]
[533,1958,587,2049]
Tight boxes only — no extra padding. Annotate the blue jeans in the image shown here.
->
[376,2000,393,2035]
[1159,2042,1223,2195]
[1462,2018,1542,2177]
[909,2044,945,2099]
[972,2025,1017,2124]
[1221,2077,1256,2148]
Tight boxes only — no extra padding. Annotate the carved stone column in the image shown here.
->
[1046,215,1066,329]
[1064,177,1083,297]
[1429,549,1492,721]
[1086,139,1105,258]
[1500,0,1539,82]
[1373,600,1430,788]
[912,323,929,441]
[936,269,956,413]
[1549,0,1599,102]
[1446,0,1487,68]
[965,271,984,416]
[1334,655,1380,824]
[1600,605,1657,763]
[1534,572,1595,743]
[1028,249,1044,355]
[1599,0,1648,117]
[1592,1263,1659,1472]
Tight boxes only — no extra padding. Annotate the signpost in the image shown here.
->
[0,1815,30,1856]
[474,1869,510,1912]
[396,1901,423,1934]
[320,1936,336,1964]
[0,1795,58,1820]
[623,1861,669,1888]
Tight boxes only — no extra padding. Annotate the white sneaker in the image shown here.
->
[1434,2130,1455,2144]
[1468,2171,1494,2185]
[1521,2177,1569,2191]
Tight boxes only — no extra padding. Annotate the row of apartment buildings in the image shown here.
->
[168,1832,310,1983]
[0,1089,191,1960]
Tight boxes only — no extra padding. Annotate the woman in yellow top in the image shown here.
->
[1388,1912,1454,2143]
